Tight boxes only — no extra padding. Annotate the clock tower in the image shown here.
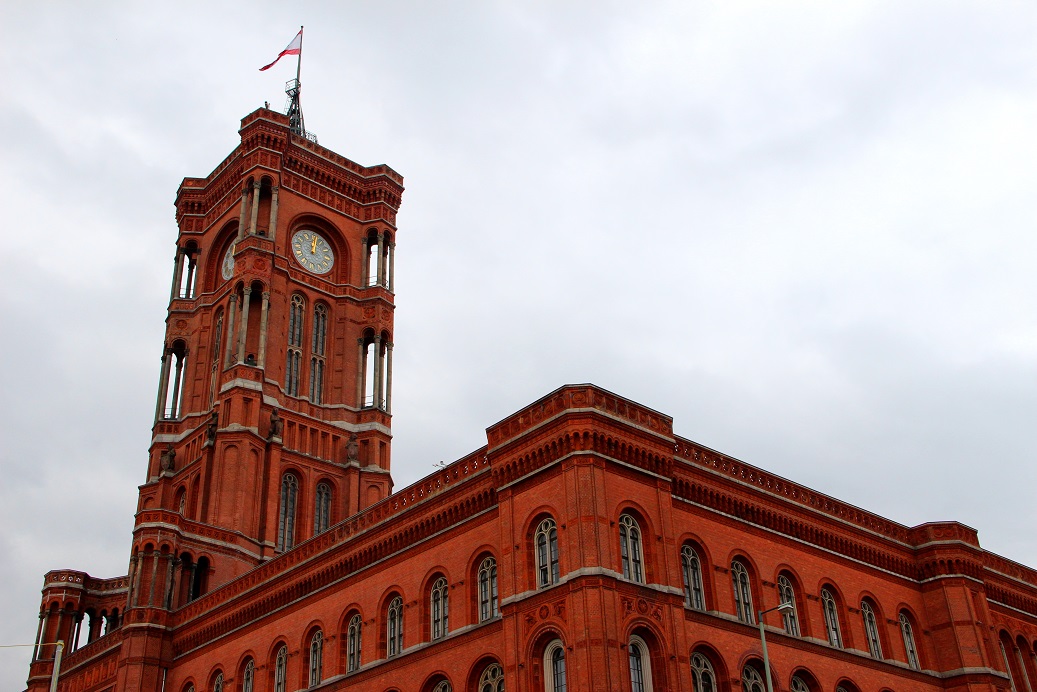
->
[134,105,404,615]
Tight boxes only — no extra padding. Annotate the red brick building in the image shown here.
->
[26,109,1037,692]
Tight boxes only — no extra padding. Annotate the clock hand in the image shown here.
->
[311,237,318,254]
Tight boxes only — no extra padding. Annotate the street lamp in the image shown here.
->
[0,640,64,692]
[758,602,794,692]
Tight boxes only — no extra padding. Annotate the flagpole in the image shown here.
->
[296,26,304,84]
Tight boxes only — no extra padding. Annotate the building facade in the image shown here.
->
[26,110,1037,692]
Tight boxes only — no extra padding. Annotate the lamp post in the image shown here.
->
[758,602,794,692]
[0,640,63,692]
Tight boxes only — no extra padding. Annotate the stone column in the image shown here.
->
[372,335,383,409]
[237,185,249,240]
[87,611,100,643]
[154,350,170,421]
[147,551,161,607]
[268,186,280,241]
[184,255,196,299]
[258,291,270,367]
[387,243,396,292]
[72,612,83,651]
[237,286,253,363]
[165,557,180,610]
[225,294,238,367]
[248,180,262,235]
[356,339,366,407]
[361,238,370,286]
[32,610,45,660]
[187,563,197,602]
[125,554,138,610]
[169,249,182,302]
[384,341,394,414]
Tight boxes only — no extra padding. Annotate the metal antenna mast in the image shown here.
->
[284,26,316,142]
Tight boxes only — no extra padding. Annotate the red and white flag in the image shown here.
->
[259,28,303,71]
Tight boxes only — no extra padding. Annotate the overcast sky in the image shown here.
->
[1,2,1034,688]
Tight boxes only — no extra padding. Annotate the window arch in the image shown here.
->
[790,675,810,692]
[535,518,560,587]
[731,560,754,624]
[821,588,842,648]
[308,629,324,686]
[899,611,920,670]
[240,659,255,692]
[212,673,224,692]
[309,303,327,403]
[479,556,499,621]
[629,634,653,692]
[777,575,799,636]
[276,473,298,552]
[861,599,883,659]
[430,576,449,640]
[741,664,765,692]
[431,681,452,692]
[273,644,288,692]
[346,613,362,672]
[681,545,705,610]
[314,482,331,535]
[691,652,717,692]
[387,596,403,657]
[479,663,505,692]
[286,294,305,396]
[619,514,644,583]
[544,639,567,692]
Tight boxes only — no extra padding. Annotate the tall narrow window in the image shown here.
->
[431,577,449,640]
[209,310,223,407]
[900,612,920,670]
[629,635,653,692]
[213,673,224,692]
[861,600,883,659]
[691,653,716,692]
[314,482,331,535]
[277,473,298,552]
[821,588,842,648]
[999,639,1018,692]
[347,614,362,672]
[536,518,560,587]
[479,663,504,692]
[544,640,567,692]
[731,560,754,624]
[741,665,765,692]
[309,630,323,686]
[286,294,304,396]
[241,660,254,692]
[309,303,326,404]
[681,545,705,610]
[479,556,499,621]
[619,514,644,583]
[777,575,799,636]
[274,645,288,692]
[387,596,403,657]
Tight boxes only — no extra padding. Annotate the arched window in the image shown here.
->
[430,577,449,640]
[212,673,224,692]
[274,645,288,692]
[536,518,560,587]
[861,600,883,658]
[899,612,920,670]
[690,652,716,692]
[314,482,331,535]
[629,635,653,692]
[308,629,323,686]
[387,596,403,657]
[544,639,567,692]
[777,575,799,636]
[479,556,499,621]
[479,663,505,692]
[346,614,362,672]
[821,588,842,647]
[681,545,705,610]
[286,294,305,396]
[731,560,754,624]
[741,664,765,692]
[790,675,810,692]
[619,514,644,583]
[276,473,298,552]
[241,659,255,692]
[209,309,223,407]
[432,681,452,692]
[160,340,189,420]
[309,303,327,404]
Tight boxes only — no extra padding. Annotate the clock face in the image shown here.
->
[292,230,335,275]
[221,244,235,280]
